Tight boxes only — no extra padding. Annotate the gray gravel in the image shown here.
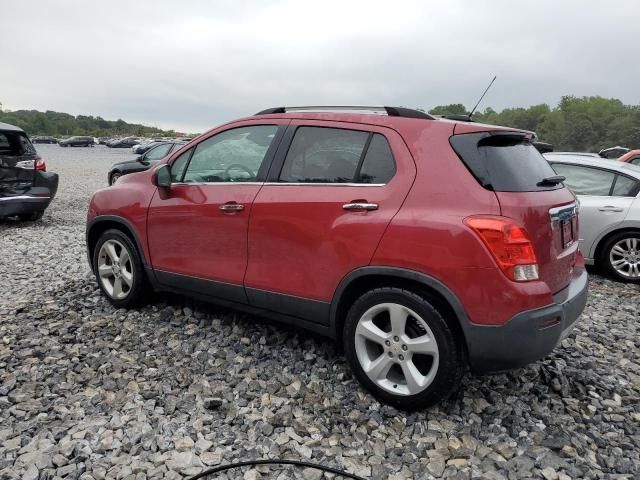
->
[1,145,639,479]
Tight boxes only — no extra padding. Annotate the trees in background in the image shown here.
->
[0,108,173,137]
[2,96,639,149]
[430,96,640,152]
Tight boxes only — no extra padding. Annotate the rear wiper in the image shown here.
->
[537,175,565,187]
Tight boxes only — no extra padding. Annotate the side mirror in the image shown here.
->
[154,164,171,188]
[136,155,144,162]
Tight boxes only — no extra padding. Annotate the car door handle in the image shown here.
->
[219,203,244,212]
[342,202,379,211]
[598,206,624,212]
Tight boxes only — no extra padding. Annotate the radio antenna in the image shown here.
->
[468,75,496,119]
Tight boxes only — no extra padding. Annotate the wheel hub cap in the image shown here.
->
[609,237,640,278]
[97,239,134,299]
[354,302,440,396]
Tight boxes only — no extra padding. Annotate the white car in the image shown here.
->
[545,154,640,282]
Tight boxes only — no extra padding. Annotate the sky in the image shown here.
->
[2,1,638,133]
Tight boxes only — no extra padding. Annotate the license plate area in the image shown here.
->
[549,203,578,250]
[560,218,575,248]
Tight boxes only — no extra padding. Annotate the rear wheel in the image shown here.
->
[110,172,122,185]
[343,287,465,410]
[93,229,148,307]
[600,231,640,283]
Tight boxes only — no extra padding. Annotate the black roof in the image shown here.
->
[0,122,25,133]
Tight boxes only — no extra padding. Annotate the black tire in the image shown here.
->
[343,287,465,410]
[18,210,44,221]
[93,229,149,308]
[109,172,121,186]
[599,231,640,283]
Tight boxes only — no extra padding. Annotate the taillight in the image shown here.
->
[34,156,46,171]
[464,216,539,282]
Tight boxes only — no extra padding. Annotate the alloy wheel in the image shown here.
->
[354,302,440,396]
[609,237,640,279]
[97,239,134,299]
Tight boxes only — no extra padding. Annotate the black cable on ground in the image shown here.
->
[187,459,368,480]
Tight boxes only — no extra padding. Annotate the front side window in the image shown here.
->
[145,143,172,162]
[170,148,192,182]
[182,125,277,183]
[630,157,640,166]
[550,163,615,196]
[279,127,395,184]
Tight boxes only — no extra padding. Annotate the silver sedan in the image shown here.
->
[545,154,640,282]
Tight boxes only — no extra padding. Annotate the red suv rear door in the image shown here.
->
[146,121,287,303]
[244,120,416,323]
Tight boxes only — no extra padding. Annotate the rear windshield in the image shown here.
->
[450,132,562,192]
[0,131,35,156]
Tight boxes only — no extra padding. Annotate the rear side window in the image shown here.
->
[145,143,172,161]
[359,134,396,184]
[450,132,561,192]
[279,127,396,184]
[550,163,617,196]
[612,175,640,197]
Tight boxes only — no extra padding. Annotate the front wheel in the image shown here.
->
[343,287,465,410]
[600,232,640,283]
[93,229,148,308]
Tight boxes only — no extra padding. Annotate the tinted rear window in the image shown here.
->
[450,132,561,192]
[0,131,35,156]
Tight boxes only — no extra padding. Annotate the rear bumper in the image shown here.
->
[466,264,589,373]
[0,173,59,218]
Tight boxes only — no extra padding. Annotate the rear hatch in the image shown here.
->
[0,129,37,196]
[451,128,578,294]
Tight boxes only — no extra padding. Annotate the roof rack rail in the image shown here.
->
[441,114,474,122]
[254,106,435,120]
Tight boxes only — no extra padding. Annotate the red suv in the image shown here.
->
[86,106,588,409]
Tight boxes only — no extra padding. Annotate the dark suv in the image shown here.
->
[59,136,94,147]
[1,122,59,220]
[86,106,588,409]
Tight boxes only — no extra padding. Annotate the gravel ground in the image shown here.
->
[0,145,639,480]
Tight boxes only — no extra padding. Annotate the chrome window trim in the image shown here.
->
[169,182,386,187]
[170,182,261,186]
[0,195,50,202]
[263,182,385,187]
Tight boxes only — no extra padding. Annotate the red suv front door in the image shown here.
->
[244,120,416,321]
[146,121,286,302]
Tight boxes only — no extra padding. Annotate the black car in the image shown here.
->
[107,137,142,148]
[32,136,58,144]
[0,122,59,221]
[108,141,184,185]
[59,136,94,147]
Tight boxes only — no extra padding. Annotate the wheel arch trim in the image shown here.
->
[86,215,148,271]
[591,223,640,262]
[329,266,472,339]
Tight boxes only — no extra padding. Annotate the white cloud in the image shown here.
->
[2,0,638,132]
